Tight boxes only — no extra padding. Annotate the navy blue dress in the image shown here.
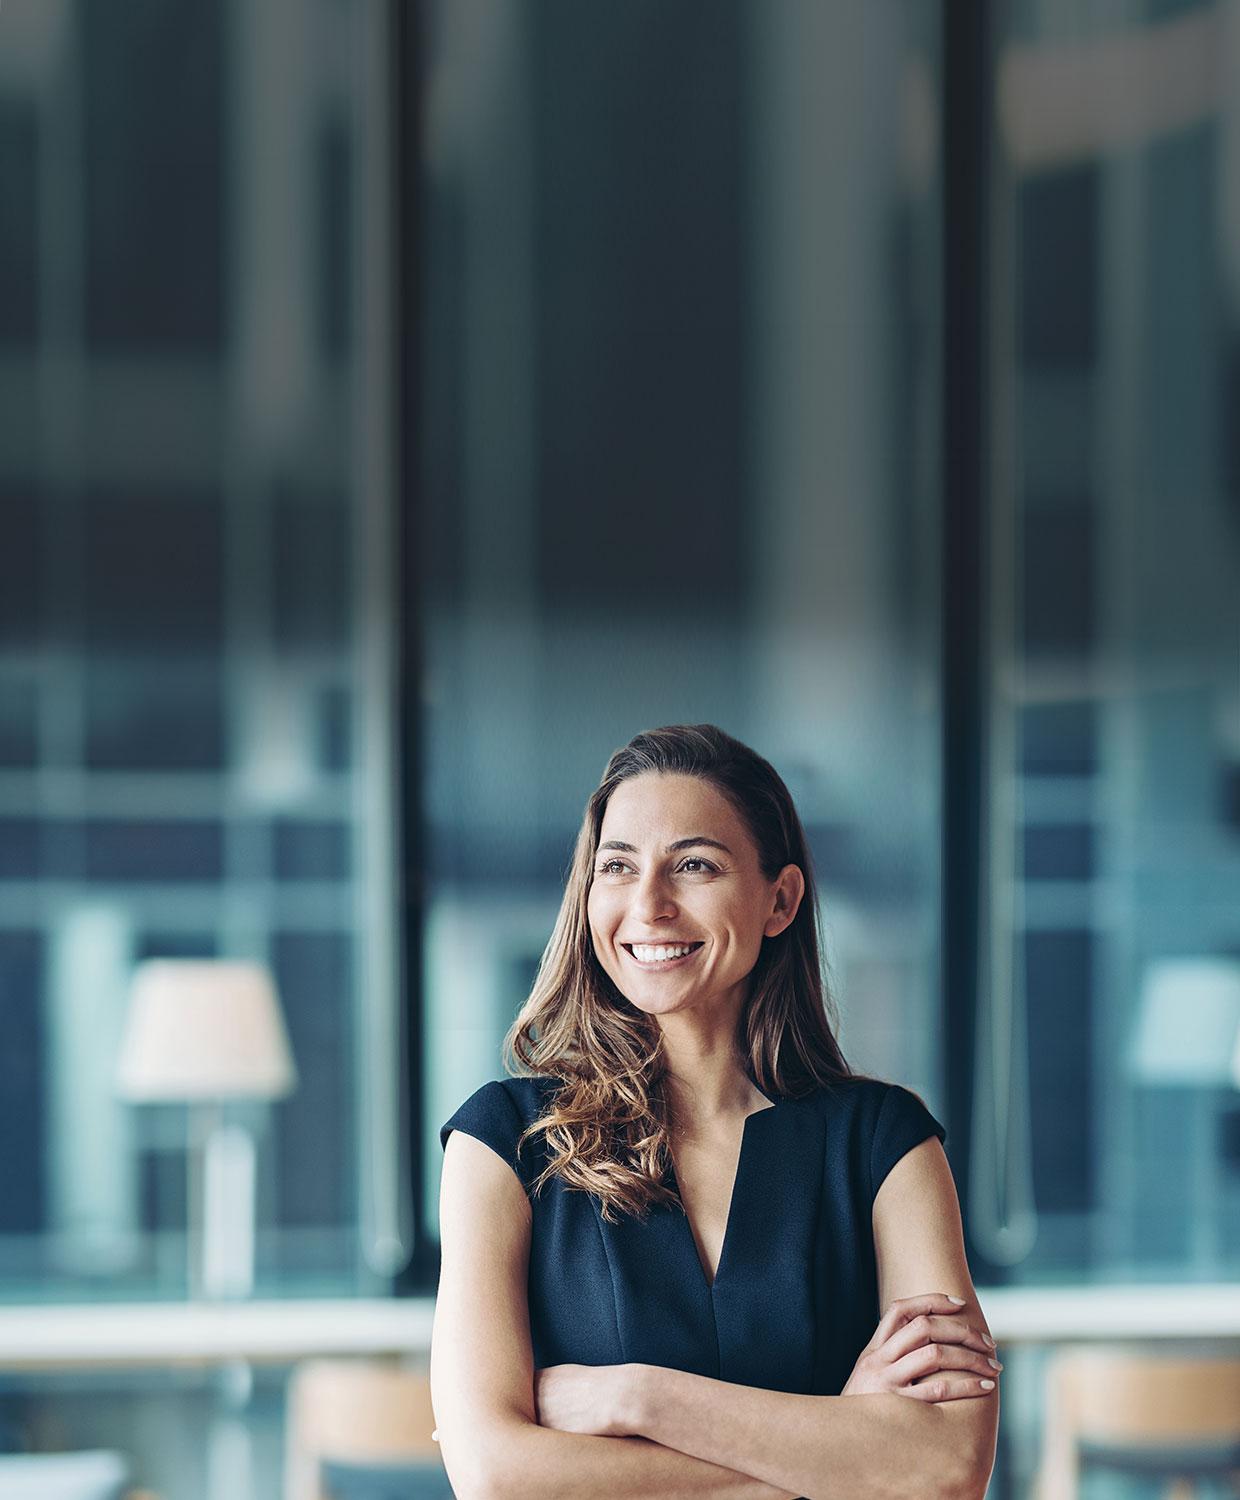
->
[439,1074,946,1398]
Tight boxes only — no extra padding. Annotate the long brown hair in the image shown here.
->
[503,723,859,1222]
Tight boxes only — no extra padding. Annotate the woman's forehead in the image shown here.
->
[600,773,743,838]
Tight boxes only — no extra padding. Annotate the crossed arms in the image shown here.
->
[431,1130,998,1500]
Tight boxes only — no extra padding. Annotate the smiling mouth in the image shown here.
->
[621,941,705,970]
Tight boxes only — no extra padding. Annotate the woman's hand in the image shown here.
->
[533,1361,639,1437]
[841,1292,1002,1403]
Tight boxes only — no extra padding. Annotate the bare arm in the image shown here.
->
[430,1128,798,1500]
[629,1367,969,1500]
[871,1137,999,1499]
[620,1137,999,1500]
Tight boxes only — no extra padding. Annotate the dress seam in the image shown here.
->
[591,1196,626,1360]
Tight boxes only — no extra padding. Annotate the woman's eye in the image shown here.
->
[595,857,716,876]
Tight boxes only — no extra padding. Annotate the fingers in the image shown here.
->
[887,1340,1003,1391]
[883,1312,996,1364]
[901,1371,999,1403]
[866,1293,967,1352]
[862,1293,1002,1405]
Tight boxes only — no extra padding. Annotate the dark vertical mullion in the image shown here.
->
[942,0,995,1270]
[942,3,1014,1492]
[393,0,433,1295]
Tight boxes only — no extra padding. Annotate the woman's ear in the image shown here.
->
[764,864,806,938]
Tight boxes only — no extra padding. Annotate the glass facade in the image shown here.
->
[981,0,1240,1289]
[3,1,1235,1496]
[0,0,404,1304]
[416,0,946,1233]
[983,5,1240,1494]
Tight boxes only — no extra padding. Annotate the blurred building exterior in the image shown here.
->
[0,0,400,1310]
[984,0,1240,1282]
[416,0,946,1232]
[0,0,1237,1497]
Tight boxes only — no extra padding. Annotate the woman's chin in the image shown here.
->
[620,983,703,1018]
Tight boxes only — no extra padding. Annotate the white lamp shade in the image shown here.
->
[1129,958,1240,1087]
[116,960,298,1101]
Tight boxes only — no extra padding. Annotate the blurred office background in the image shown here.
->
[1,0,1239,1496]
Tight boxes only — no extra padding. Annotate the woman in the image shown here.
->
[432,725,1000,1500]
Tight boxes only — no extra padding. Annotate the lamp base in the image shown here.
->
[188,1105,256,1301]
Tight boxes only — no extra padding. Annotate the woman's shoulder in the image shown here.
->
[791,1072,948,1200]
[438,1074,565,1192]
[791,1073,945,1134]
[440,1073,562,1142]
[488,1072,564,1123]
[782,1071,886,1110]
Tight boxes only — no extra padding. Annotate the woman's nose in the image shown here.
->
[632,872,678,922]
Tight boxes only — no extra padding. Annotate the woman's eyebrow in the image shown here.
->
[597,837,733,856]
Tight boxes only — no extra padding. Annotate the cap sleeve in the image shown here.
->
[440,1080,532,1193]
[870,1082,947,1203]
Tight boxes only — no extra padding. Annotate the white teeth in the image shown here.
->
[630,943,697,964]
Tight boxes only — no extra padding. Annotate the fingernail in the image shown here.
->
[980,1379,995,1390]
[982,1333,995,1347]
[947,1295,966,1305]
[988,1358,1002,1370]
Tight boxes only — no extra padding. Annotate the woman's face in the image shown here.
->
[587,771,803,1021]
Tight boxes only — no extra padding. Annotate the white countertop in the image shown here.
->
[977,1281,1240,1342]
[0,1284,1236,1369]
[0,1297,436,1369]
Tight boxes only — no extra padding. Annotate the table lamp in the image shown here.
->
[116,959,298,1300]
[1128,958,1240,1087]
[1128,956,1240,1271]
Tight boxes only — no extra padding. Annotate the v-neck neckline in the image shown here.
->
[671,1093,779,1294]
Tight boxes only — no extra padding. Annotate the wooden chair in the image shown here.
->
[283,1358,445,1500]
[1034,1346,1240,1500]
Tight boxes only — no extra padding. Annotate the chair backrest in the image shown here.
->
[1035,1347,1240,1500]
[284,1359,442,1500]
[1058,1350,1240,1443]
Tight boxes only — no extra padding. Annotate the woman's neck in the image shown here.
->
[662,1063,769,1137]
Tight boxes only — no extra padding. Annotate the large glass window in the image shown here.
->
[980,0,1240,1291]
[0,0,404,1302]
[978,10,1240,1491]
[977,8,1240,1488]
[416,0,946,1232]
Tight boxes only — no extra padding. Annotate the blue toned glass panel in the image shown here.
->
[417,0,946,1233]
[983,7,1240,1493]
[0,0,401,1305]
[985,0,1240,1291]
